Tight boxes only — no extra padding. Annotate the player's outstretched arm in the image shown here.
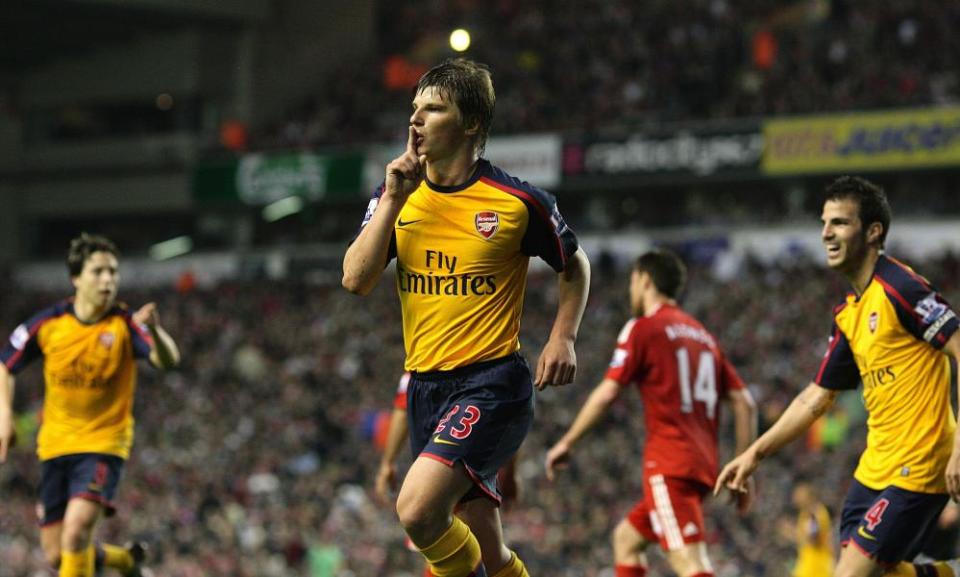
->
[942,332,960,500]
[343,127,424,296]
[0,364,16,463]
[715,382,837,497]
[134,303,180,370]
[545,377,620,481]
[535,247,590,390]
[375,407,409,505]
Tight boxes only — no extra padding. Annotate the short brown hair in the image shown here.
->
[634,249,687,300]
[67,233,118,277]
[416,58,495,155]
[823,176,892,248]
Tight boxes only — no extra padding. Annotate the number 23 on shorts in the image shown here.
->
[435,405,482,440]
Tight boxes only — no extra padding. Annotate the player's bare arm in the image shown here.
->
[535,247,590,390]
[715,382,837,497]
[497,452,521,509]
[727,387,758,514]
[134,303,181,370]
[0,365,16,463]
[545,377,620,481]
[943,332,960,500]
[375,407,408,504]
[343,127,425,295]
[729,388,758,457]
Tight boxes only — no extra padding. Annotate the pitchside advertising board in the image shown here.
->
[763,105,960,175]
[192,105,960,207]
[563,123,765,184]
[193,152,365,205]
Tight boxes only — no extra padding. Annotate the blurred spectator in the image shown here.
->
[260,0,960,149]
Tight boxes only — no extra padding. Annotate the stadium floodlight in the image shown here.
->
[156,93,174,111]
[262,195,304,222]
[149,236,193,261]
[450,28,471,52]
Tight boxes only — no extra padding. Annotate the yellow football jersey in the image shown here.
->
[1,300,154,461]
[360,160,578,372]
[815,255,959,493]
[794,503,834,577]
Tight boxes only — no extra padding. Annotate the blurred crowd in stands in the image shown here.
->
[2,247,959,576]
[266,0,960,148]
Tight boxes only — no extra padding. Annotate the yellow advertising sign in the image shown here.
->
[763,106,960,175]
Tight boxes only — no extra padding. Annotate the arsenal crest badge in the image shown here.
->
[868,312,878,333]
[99,332,115,350]
[475,211,499,239]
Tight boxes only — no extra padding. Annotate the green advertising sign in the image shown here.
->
[194,151,364,204]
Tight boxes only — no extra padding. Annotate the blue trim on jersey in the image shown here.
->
[0,301,71,374]
[480,161,552,206]
[816,321,860,390]
[120,309,154,360]
[874,255,959,348]
[1,301,155,373]
[479,161,579,272]
[424,161,486,193]
[353,181,397,262]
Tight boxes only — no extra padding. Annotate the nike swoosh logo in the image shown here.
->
[397,218,423,227]
[857,526,876,541]
[433,435,459,446]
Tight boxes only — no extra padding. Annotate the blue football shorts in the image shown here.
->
[38,452,125,526]
[840,478,948,566]
[407,352,534,504]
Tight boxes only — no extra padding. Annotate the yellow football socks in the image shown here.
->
[887,562,953,577]
[419,517,485,577]
[491,551,529,577]
[59,546,95,577]
[99,543,136,574]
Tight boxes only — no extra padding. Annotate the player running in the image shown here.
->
[546,249,757,577]
[343,58,590,577]
[0,233,180,577]
[716,176,960,577]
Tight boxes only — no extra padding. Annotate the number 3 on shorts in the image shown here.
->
[434,405,482,439]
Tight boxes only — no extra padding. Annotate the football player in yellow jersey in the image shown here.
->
[792,481,835,577]
[0,233,180,577]
[715,176,960,577]
[344,59,590,577]
[374,372,522,577]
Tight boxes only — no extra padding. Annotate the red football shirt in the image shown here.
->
[393,372,411,410]
[605,304,745,487]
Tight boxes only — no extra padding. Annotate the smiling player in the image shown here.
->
[716,176,960,577]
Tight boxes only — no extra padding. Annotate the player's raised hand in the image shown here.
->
[534,337,577,390]
[544,439,572,482]
[384,126,426,202]
[714,448,760,500]
[133,302,159,328]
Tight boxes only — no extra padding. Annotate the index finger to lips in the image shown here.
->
[407,126,418,153]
